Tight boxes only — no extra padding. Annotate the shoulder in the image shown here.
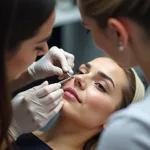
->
[13,132,52,150]
[33,130,44,137]
[109,88,150,129]
[97,104,150,150]
[97,117,150,149]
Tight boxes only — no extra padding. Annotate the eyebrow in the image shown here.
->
[37,35,51,43]
[98,71,115,89]
[84,63,115,89]
[85,63,91,68]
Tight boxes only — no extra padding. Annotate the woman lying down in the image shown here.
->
[11,57,145,150]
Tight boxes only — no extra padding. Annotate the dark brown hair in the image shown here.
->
[80,0,150,36]
[0,0,14,148]
[7,0,56,54]
[0,0,56,148]
[83,68,136,150]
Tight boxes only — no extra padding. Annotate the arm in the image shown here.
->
[97,117,150,150]
[10,46,75,92]
[10,70,34,92]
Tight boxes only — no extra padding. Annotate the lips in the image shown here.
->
[64,87,81,103]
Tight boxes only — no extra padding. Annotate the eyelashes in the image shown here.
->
[95,83,107,93]
[75,69,84,74]
[75,69,107,93]
[35,47,44,51]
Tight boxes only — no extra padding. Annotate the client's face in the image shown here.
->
[61,58,128,129]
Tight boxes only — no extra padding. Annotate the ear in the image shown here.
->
[108,18,128,48]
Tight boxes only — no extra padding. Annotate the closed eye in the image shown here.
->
[75,69,84,74]
[35,46,44,51]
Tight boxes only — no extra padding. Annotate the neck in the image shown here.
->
[41,116,101,150]
[139,62,150,85]
[128,21,150,84]
[133,41,150,84]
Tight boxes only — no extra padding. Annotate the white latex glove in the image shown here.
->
[9,81,64,140]
[28,46,75,80]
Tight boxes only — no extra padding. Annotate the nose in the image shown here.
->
[74,74,86,90]
[37,42,49,56]
[43,42,49,53]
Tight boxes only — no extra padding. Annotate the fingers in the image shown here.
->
[50,46,74,74]
[29,101,64,128]
[58,71,70,80]
[35,83,61,98]
[39,81,49,88]
[46,98,62,112]
[58,74,65,80]
[31,81,49,92]
[50,65,63,76]
[55,51,70,72]
[22,89,64,129]
[39,88,64,105]
[50,46,68,71]
[60,49,75,70]
[47,101,64,119]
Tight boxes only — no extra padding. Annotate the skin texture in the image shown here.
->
[61,57,128,129]
[34,57,129,150]
[6,11,55,81]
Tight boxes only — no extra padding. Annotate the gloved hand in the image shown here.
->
[8,81,64,140]
[28,46,75,80]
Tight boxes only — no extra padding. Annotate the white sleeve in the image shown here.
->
[97,117,150,150]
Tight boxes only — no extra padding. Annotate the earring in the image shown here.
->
[118,40,125,52]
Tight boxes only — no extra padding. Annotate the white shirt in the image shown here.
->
[97,86,150,150]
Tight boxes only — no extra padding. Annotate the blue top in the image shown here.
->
[12,133,53,150]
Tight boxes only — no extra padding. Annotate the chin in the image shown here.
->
[7,73,20,82]
[15,73,21,80]
[60,99,74,116]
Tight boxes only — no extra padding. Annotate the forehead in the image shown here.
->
[87,58,128,89]
[88,58,120,73]
[35,10,55,38]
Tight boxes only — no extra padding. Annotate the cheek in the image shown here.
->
[18,49,37,69]
[92,33,107,51]
[12,48,37,76]
[92,31,119,57]
[84,89,116,125]
[86,90,113,113]
[19,55,35,69]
